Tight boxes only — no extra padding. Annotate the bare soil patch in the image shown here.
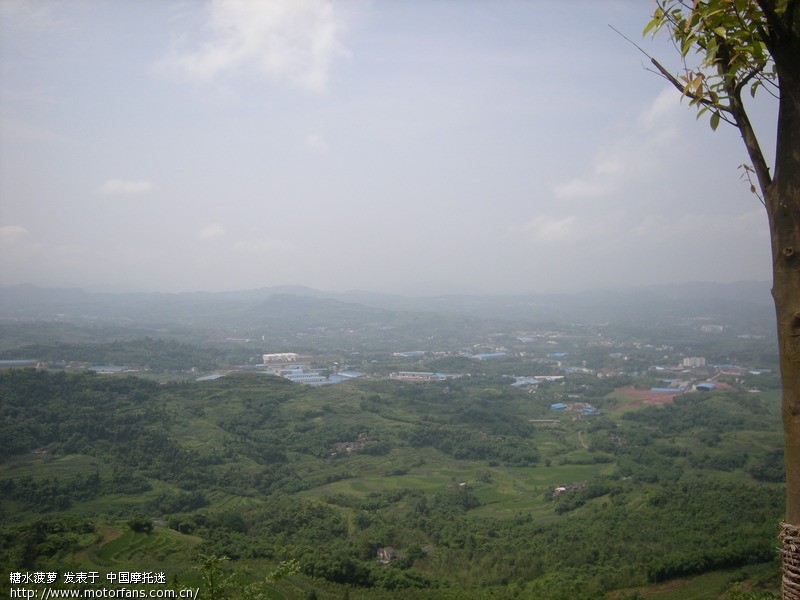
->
[615,386,685,408]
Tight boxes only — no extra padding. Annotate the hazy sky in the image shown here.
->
[0,0,778,295]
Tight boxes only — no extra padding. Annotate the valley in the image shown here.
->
[0,283,784,600]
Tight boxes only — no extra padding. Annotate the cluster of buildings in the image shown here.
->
[261,353,363,386]
[648,355,772,393]
[389,371,467,382]
[550,402,600,416]
[246,346,772,394]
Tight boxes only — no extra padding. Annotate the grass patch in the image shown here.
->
[93,526,201,572]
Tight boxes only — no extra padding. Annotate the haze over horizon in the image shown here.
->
[0,1,778,297]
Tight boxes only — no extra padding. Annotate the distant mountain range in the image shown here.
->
[0,280,775,329]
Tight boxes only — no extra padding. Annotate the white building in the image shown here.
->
[682,357,707,368]
[284,372,328,386]
[263,353,299,364]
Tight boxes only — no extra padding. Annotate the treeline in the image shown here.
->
[647,536,775,582]
[0,516,97,569]
[0,472,102,511]
[0,338,255,372]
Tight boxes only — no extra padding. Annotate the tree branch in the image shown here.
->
[609,25,736,120]
[726,80,773,195]
[734,61,769,96]
[613,9,772,189]
[648,56,738,125]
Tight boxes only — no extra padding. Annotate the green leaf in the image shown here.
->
[681,35,695,56]
[710,111,720,131]
[706,38,718,61]
[713,27,728,39]
[643,17,660,36]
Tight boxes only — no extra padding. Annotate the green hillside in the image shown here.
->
[0,367,784,599]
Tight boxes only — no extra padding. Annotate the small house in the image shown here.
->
[377,547,398,564]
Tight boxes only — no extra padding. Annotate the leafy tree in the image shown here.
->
[196,554,233,600]
[642,2,800,596]
[126,515,154,534]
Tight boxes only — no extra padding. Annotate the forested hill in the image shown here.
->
[0,366,784,599]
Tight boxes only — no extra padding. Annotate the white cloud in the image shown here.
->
[517,215,580,245]
[99,179,154,195]
[156,0,349,93]
[0,225,30,244]
[638,87,681,132]
[553,178,612,201]
[553,88,682,202]
[197,223,227,240]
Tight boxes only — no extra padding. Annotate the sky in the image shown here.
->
[0,0,779,296]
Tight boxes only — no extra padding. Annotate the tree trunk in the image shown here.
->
[776,267,800,599]
[769,41,800,600]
